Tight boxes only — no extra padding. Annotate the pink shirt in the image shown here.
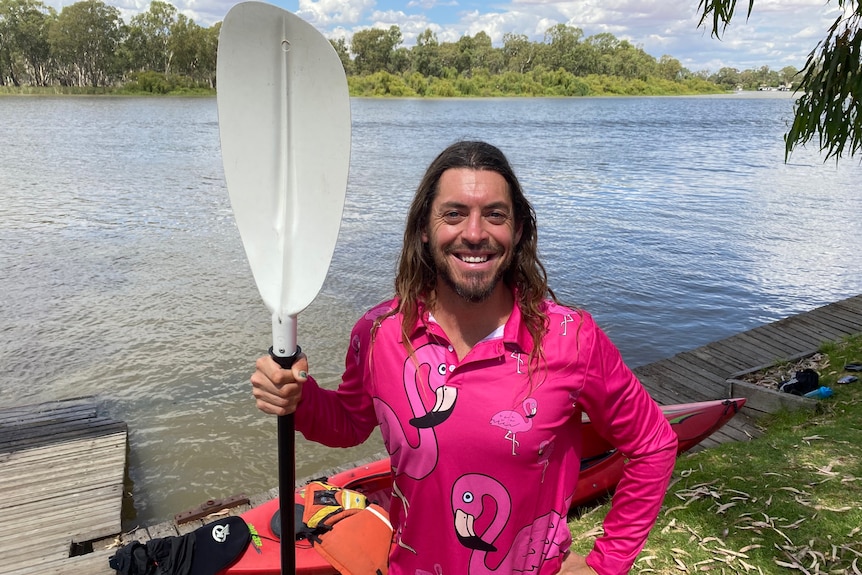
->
[295,298,677,574]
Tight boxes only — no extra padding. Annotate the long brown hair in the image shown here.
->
[384,140,556,365]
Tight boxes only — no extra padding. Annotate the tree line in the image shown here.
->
[0,0,798,95]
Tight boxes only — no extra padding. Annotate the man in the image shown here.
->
[252,141,677,574]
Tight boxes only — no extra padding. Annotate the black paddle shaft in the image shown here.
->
[269,346,301,575]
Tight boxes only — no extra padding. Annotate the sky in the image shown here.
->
[98,0,846,73]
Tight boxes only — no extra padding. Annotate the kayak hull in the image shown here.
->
[224,397,746,574]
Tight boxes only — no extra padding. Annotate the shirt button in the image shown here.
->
[449,365,455,372]
[447,345,454,352]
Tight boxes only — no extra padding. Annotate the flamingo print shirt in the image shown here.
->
[294,297,678,575]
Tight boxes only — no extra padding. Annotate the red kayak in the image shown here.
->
[224,398,746,575]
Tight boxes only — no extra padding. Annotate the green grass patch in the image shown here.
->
[569,334,862,574]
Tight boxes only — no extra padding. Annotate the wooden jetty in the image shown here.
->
[634,293,862,448]
[1,294,860,574]
[0,397,127,575]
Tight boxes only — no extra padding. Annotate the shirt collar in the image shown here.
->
[406,291,535,354]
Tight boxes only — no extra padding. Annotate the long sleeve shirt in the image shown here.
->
[295,297,677,574]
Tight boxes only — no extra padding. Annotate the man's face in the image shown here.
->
[422,168,522,303]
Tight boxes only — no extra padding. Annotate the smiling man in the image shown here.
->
[251,140,677,574]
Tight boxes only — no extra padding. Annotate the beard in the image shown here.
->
[442,267,505,303]
[431,241,514,303]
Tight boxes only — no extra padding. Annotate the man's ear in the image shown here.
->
[514,222,523,246]
[421,226,429,243]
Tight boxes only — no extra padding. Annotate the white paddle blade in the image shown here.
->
[216,2,350,335]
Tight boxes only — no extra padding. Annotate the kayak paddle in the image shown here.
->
[216,2,350,572]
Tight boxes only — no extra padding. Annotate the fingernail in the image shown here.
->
[299,371,308,379]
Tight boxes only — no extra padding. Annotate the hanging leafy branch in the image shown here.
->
[698,0,862,162]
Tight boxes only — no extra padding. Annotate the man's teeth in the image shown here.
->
[460,255,488,263]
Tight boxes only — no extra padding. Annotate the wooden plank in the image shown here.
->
[803,306,862,333]
[635,370,702,404]
[636,363,715,402]
[658,356,727,388]
[0,498,121,562]
[0,436,126,496]
[774,314,850,346]
[706,335,776,366]
[0,398,97,425]
[0,419,127,453]
[740,326,817,357]
[747,322,823,353]
[804,297,862,333]
[727,379,815,416]
[683,348,740,377]
[0,397,126,575]
[722,332,793,364]
[831,297,862,316]
[694,341,763,372]
[673,351,735,380]
[5,548,115,575]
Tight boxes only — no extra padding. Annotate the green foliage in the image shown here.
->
[351,26,402,75]
[123,69,173,93]
[343,69,723,98]
[0,0,807,101]
[788,7,862,161]
[49,0,124,87]
[568,334,862,573]
[697,0,862,161]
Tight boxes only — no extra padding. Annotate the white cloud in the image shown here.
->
[297,0,375,26]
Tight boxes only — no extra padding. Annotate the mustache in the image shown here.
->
[445,240,499,253]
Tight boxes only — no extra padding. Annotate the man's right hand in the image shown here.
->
[250,353,309,416]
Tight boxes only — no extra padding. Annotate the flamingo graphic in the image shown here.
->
[490,397,538,455]
[374,344,456,480]
[451,473,565,574]
[537,439,554,483]
[451,474,512,553]
[409,362,458,429]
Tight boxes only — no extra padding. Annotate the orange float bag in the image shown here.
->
[311,503,392,575]
[299,481,392,575]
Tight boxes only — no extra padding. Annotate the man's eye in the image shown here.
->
[487,212,508,222]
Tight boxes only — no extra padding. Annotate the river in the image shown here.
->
[1,92,860,527]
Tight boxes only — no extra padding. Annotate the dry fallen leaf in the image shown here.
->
[715,502,737,514]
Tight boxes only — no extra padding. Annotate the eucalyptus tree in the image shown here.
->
[610,40,658,80]
[657,55,685,81]
[697,0,862,160]
[351,25,402,74]
[169,13,212,82]
[0,0,54,85]
[453,32,496,75]
[49,0,123,86]
[329,37,351,75]
[412,28,442,77]
[127,0,177,74]
[467,31,501,74]
[541,23,584,73]
[502,32,534,74]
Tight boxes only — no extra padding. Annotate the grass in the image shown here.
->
[568,333,862,574]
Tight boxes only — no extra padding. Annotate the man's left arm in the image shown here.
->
[577,324,678,574]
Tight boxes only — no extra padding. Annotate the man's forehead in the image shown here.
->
[434,168,512,202]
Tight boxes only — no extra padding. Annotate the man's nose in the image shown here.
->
[461,212,487,243]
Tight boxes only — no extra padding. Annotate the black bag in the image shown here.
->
[109,516,251,575]
[779,368,819,396]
